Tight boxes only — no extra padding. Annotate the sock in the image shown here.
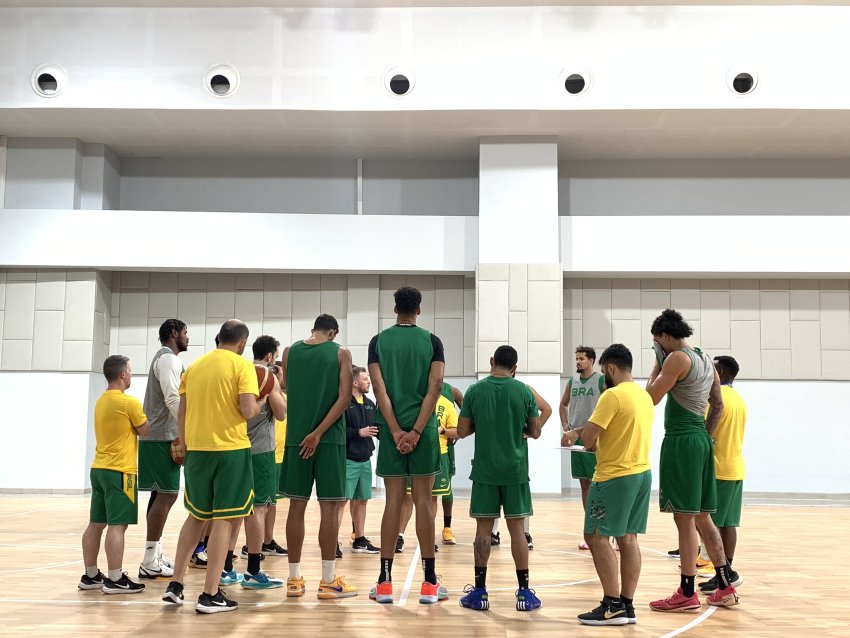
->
[422,557,437,585]
[378,558,393,583]
[86,565,99,578]
[108,568,123,581]
[680,574,695,597]
[715,564,732,588]
[289,562,301,578]
[516,569,529,589]
[224,552,234,573]
[444,516,452,529]
[621,595,633,608]
[492,519,499,533]
[143,541,157,564]
[247,553,261,576]
[603,594,623,607]
[321,560,335,583]
[474,566,487,589]
[523,518,530,534]
[156,540,163,557]
[727,557,734,568]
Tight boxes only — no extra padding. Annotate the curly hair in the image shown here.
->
[650,308,693,339]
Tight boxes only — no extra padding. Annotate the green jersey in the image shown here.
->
[460,376,539,485]
[285,340,345,446]
[441,382,454,404]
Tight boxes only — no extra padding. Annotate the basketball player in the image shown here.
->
[162,319,260,613]
[279,314,357,599]
[368,286,446,605]
[79,355,149,594]
[457,345,542,612]
[559,346,605,550]
[646,309,741,611]
[138,319,187,580]
[439,382,464,545]
[700,356,747,595]
[563,344,653,626]
[263,370,287,558]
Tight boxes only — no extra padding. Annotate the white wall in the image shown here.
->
[3,139,82,209]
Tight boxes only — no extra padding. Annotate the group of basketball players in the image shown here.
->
[80,286,747,624]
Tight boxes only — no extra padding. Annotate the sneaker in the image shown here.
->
[419,580,442,604]
[159,551,175,569]
[262,540,288,556]
[317,575,358,599]
[189,550,208,569]
[139,556,174,579]
[241,571,284,589]
[459,585,489,611]
[370,580,393,604]
[442,527,456,545]
[707,585,740,607]
[668,547,680,558]
[578,541,590,550]
[649,587,701,613]
[515,587,542,611]
[287,576,306,597]
[697,563,715,579]
[240,545,265,561]
[437,583,449,601]
[699,576,720,595]
[351,538,380,554]
[490,532,500,546]
[395,535,405,553]
[102,573,145,595]
[434,544,439,553]
[625,602,637,624]
[335,542,343,559]
[525,533,534,550]
[219,569,244,586]
[728,570,744,588]
[162,581,184,605]
[578,600,628,625]
[78,571,105,590]
[196,589,237,614]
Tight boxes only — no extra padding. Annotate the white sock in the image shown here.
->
[321,560,335,583]
[156,540,163,557]
[86,565,99,578]
[143,541,158,564]
[108,568,123,581]
[289,562,301,578]
[492,519,500,533]
[523,518,530,534]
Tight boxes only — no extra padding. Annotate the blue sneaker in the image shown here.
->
[219,570,244,586]
[459,585,489,611]
[515,587,541,611]
[241,571,284,589]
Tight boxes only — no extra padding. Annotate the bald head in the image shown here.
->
[218,319,249,350]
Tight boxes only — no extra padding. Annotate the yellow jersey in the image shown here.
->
[91,390,147,474]
[435,395,458,455]
[179,349,259,452]
[275,393,287,464]
[587,381,654,482]
[714,385,747,481]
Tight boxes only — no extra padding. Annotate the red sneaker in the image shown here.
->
[419,580,441,604]
[370,581,393,604]
[707,585,739,607]
[649,587,701,613]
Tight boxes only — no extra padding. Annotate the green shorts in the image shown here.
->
[659,432,717,514]
[571,436,597,480]
[252,451,278,506]
[584,470,651,537]
[184,448,254,520]
[345,459,373,501]
[405,454,451,497]
[711,480,743,528]
[90,468,138,525]
[470,482,532,519]
[376,424,441,478]
[447,443,456,477]
[280,443,346,501]
[138,440,181,493]
[275,462,283,497]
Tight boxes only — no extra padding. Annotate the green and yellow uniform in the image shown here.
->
[567,372,605,480]
[180,349,258,520]
[90,390,147,525]
[583,382,654,537]
[711,385,747,527]
[407,395,457,496]
[441,382,459,477]
[461,376,539,518]
[274,394,287,495]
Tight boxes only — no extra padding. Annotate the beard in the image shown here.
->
[604,372,615,388]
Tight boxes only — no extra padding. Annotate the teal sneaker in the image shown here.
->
[241,571,284,589]
[219,569,244,586]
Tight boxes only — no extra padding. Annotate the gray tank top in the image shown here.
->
[142,347,182,441]
[669,348,714,416]
[567,371,604,431]
[246,400,276,454]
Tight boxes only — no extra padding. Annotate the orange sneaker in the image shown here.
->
[286,576,306,597]
[370,580,393,604]
[317,575,357,599]
[649,587,701,613]
[420,580,442,604]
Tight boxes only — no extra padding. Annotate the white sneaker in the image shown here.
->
[139,556,174,579]
[159,551,175,569]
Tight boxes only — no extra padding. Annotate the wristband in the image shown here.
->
[412,428,422,436]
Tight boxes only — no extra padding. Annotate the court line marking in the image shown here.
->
[397,542,421,606]
[658,606,717,638]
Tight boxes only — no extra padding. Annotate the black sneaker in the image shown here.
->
[667,547,680,558]
[162,581,184,605]
[434,544,439,553]
[491,532,501,546]
[525,533,534,550]
[728,570,743,588]
[102,573,146,595]
[78,571,105,590]
[351,538,380,554]
[699,576,720,594]
[262,540,288,556]
[624,602,636,624]
[189,550,208,569]
[335,542,343,559]
[577,600,629,626]
[196,589,238,614]
[240,545,265,561]
[395,535,404,553]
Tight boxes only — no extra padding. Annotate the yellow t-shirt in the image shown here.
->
[91,390,147,474]
[179,349,259,452]
[274,393,287,464]
[714,385,747,481]
[587,381,654,482]
[435,395,458,455]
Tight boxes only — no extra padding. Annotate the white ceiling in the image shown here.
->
[3,107,850,160]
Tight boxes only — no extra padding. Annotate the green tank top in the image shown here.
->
[285,340,345,446]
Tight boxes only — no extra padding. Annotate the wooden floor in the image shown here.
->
[0,494,843,637]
